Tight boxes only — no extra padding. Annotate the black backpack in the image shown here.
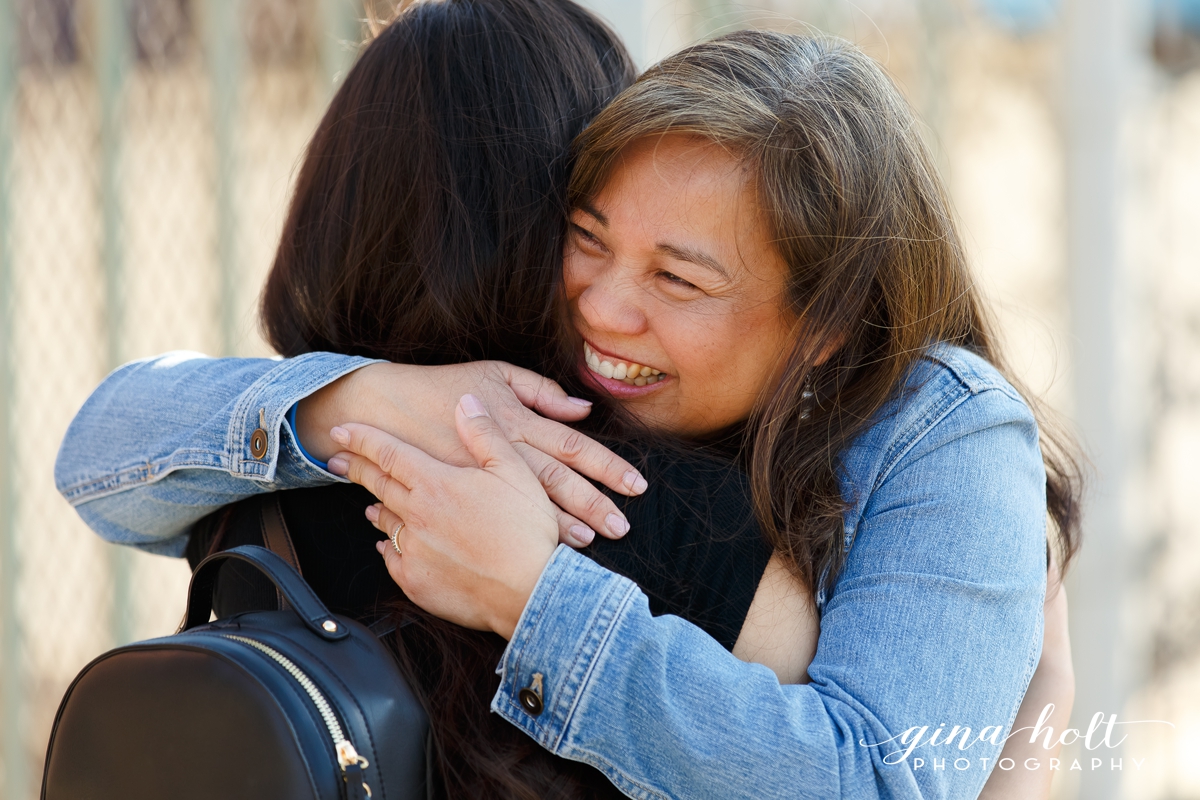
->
[41,545,429,800]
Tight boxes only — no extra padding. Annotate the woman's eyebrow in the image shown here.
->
[656,243,730,280]
[578,202,609,227]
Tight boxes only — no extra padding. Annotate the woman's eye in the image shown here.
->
[658,271,698,291]
[571,224,604,250]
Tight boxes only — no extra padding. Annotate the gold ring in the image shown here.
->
[390,521,404,556]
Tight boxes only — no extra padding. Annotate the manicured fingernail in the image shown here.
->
[569,525,595,546]
[606,513,630,537]
[460,394,488,419]
[365,504,380,523]
[327,455,349,475]
[567,396,593,407]
[375,541,385,555]
[330,426,350,446]
[623,470,648,495]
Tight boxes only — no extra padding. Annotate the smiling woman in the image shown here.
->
[567,135,796,433]
[562,30,1084,600]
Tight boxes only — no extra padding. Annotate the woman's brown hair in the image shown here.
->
[568,30,1083,596]
[260,1,634,796]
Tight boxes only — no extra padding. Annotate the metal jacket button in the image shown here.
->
[518,672,544,716]
[250,428,269,459]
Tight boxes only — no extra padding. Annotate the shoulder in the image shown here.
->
[915,341,1029,406]
[817,343,1049,607]
[837,343,1043,531]
[901,341,1031,422]
[898,343,1037,458]
[847,343,1036,477]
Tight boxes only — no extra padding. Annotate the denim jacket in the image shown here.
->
[55,344,1046,799]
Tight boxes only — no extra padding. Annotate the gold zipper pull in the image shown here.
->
[337,740,373,798]
[336,740,365,769]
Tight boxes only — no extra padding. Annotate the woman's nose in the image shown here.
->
[575,272,649,338]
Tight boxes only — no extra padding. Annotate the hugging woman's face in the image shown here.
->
[564,134,796,436]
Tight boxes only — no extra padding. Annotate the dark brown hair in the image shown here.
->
[260,1,634,796]
[263,0,633,374]
[568,30,1083,596]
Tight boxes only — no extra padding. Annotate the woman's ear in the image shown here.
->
[784,316,846,376]
[813,333,846,367]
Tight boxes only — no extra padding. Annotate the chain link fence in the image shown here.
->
[0,1,362,795]
[0,1,1198,798]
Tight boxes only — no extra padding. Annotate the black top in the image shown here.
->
[187,446,771,651]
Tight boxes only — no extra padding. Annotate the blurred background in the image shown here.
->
[0,0,1197,797]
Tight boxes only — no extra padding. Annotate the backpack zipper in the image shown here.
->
[224,634,372,796]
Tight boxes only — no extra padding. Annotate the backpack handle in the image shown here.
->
[184,545,350,641]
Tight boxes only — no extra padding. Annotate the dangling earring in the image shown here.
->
[800,372,815,420]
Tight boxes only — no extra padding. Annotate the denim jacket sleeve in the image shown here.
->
[490,345,1047,800]
[54,351,380,557]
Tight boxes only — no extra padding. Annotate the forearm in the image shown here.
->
[295,361,446,463]
[978,659,1073,799]
[979,582,1075,799]
[493,547,1041,800]
[55,351,379,554]
[492,547,845,800]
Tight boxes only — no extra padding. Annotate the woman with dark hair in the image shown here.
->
[56,5,1077,798]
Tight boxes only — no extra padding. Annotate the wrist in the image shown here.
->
[296,364,396,461]
[295,379,347,462]
[491,544,557,640]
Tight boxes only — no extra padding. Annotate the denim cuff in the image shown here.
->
[228,352,381,481]
[491,545,640,752]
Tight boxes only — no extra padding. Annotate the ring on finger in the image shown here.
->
[390,521,405,556]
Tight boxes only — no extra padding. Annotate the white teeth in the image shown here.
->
[584,341,665,386]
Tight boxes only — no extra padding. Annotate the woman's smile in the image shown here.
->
[583,340,664,384]
[579,339,671,398]
[565,134,795,435]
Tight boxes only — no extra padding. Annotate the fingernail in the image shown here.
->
[330,426,350,446]
[567,396,593,407]
[365,504,380,523]
[606,513,630,537]
[375,541,385,555]
[460,394,488,419]
[327,455,349,475]
[623,470,648,495]
[569,525,595,546]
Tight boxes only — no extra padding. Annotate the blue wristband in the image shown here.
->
[287,402,329,471]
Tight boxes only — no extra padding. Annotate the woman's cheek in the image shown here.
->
[562,249,606,298]
[675,317,732,380]
[561,251,586,298]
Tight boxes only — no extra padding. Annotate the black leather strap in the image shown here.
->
[259,496,301,611]
[184,546,349,641]
[260,495,302,574]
